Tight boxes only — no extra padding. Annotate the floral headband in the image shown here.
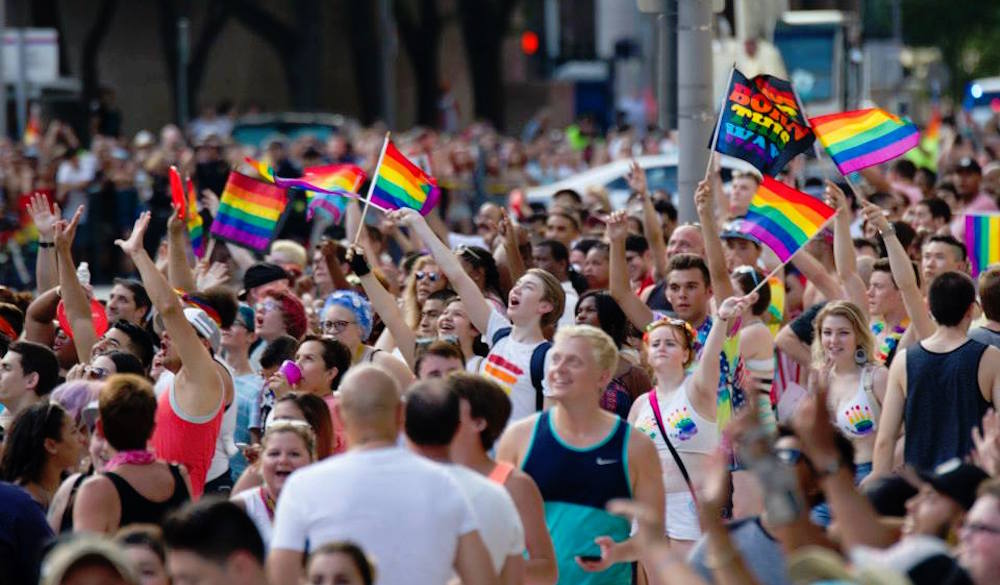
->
[642,316,697,347]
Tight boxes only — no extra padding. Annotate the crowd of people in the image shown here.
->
[1,102,1000,585]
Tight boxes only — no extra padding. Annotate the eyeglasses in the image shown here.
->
[85,366,110,381]
[775,447,805,466]
[321,319,355,334]
[255,299,280,314]
[962,522,1000,536]
[415,271,440,282]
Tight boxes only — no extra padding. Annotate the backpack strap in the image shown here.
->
[491,327,512,346]
[530,341,552,411]
[862,364,882,419]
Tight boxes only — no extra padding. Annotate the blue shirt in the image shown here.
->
[0,482,53,585]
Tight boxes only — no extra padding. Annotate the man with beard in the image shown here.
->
[105,279,151,325]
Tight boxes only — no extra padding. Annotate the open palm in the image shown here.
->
[116,211,151,257]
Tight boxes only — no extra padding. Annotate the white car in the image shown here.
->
[964,77,1000,128]
[524,154,756,209]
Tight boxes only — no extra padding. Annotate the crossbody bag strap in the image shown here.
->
[648,390,699,505]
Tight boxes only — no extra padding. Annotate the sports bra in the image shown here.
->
[833,367,880,438]
[634,377,719,455]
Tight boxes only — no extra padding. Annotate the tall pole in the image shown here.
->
[378,0,396,129]
[177,17,190,128]
[676,0,713,224]
[15,28,26,138]
[0,2,6,140]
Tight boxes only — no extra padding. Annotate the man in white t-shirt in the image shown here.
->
[266,365,497,585]
[396,209,567,423]
[56,150,97,222]
[405,379,525,581]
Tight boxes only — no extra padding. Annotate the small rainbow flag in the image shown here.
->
[368,139,439,215]
[185,179,205,258]
[244,156,275,183]
[738,175,837,262]
[966,213,1000,277]
[300,164,366,222]
[810,108,920,175]
[210,172,288,253]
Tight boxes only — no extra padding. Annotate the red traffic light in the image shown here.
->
[520,31,539,55]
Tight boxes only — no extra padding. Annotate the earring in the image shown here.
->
[854,347,867,365]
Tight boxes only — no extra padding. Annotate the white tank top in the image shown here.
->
[232,487,273,547]
[633,377,719,456]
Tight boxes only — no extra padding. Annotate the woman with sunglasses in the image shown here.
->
[402,255,449,331]
[628,294,754,557]
[318,290,413,391]
[574,290,652,418]
[0,401,87,510]
[232,420,315,549]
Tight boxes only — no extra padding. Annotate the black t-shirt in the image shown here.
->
[789,302,827,346]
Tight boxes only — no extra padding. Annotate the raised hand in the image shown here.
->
[167,207,184,235]
[694,179,713,219]
[604,210,629,242]
[824,180,849,212]
[196,261,230,290]
[53,205,84,252]
[860,200,891,233]
[625,160,648,195]
[116,211,152,257]
[387,207,423,229]
[26,193,61,241]
[971,408,1000,477]
[717,293,757,321]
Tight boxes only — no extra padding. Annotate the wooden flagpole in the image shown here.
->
[354,132,391,245]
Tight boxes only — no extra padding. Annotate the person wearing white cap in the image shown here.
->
[115,212,224,499]
[41,536,139,585]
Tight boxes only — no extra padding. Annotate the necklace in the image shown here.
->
[105,450,156,470]
[871,318,909,365]
[260,486,277,520]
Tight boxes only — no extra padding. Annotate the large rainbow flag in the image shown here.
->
[367,139,439,215]
[966,213,1000,277]
[738,175,837,262]
[210,172,288,253]
[810,108,919,175]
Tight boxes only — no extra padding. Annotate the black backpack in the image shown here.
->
[491,327,551,411]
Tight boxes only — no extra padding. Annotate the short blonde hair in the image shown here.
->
[554,324,618,374]
[811,301,875,367]
[262,419,317,462]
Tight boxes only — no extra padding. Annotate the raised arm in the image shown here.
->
[693,296,752,408]
[607,211,654,329]
[53,206,98,363]
[320,240,353,293]
[391,208,493,334]
[860,201,935,339]
[696,178,736,303]
[828,182,867,318]
[350,245,418,367]
[117,212,221,417]
[26,194,60,293]
[24,287,60,345]
[167,209,198,292]
[628,161,668,281]
[789,248,845,302]
[872,350,907,477]
[494,210,526,285]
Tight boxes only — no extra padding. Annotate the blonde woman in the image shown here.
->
[402,255,450,330]
[231,420,315,549]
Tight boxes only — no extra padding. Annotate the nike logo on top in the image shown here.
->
[596,457,618,465]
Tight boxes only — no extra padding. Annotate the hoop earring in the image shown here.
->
[854,347,867,365]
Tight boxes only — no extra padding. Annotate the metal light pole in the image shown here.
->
[177,17,190,128]
[675,0,713,223]
[378,0,396,129]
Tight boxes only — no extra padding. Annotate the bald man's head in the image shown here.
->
[337,365,402,442]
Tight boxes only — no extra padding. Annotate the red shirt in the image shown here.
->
[151,382,224,499]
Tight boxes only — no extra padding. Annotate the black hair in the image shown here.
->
[890,159,917,180]
[162,499,266,565]
[576,290,627,349]
[654,200,678,222]
[668,253,711,286]
[731,267,772,316]
[915,167,936,188]
[625,235,649,254]
[106,351,145,377]
[868,192,898,210]
[928,271,977,327]
[917,197,952,223]
[428,290,458,304]
[194,287,239,330]
[552,188,582,206]
[7,340,59,397]
[853,238,879,255]
[110,320,155,371]
[113,278,152,315]
[871,258,921,289]
[116,525,167,564]
[0,401,68,484]
[879,221,915,255]
[0,303,24,337]
[404,380,459,447]
[457,246,503,301]
[935,181,958,198]
[572,238,600,256]
[300,335,352,390]
[259,335,299,370]
[534,239,570,264]
[926,234,967,262]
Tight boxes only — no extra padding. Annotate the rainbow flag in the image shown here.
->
[739,176,837,262]
[966,213,1000,277]
[368,139,440,215]
[210,172,288,253]
[244,157,275,183]
[300,164,366,222]
[810,108,920,175]
[185,179,205,258]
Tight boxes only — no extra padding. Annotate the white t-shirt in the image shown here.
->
[271,447,479,585]
[559,281,578,327]
[480,310,552,422]
[446,465,524,573]
[56,153,97,222]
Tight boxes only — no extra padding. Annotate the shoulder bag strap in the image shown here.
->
[648,390,699,505]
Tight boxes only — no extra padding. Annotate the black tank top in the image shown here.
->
[904,339,991,470]
[645,279,673,314]
[104,464,191,528]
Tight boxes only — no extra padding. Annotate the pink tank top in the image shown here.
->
[151,381,224,499]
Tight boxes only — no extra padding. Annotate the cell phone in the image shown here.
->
[577,555,602,563]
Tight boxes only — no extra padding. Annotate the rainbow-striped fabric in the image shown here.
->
[369,139,439,215]
[738,175,837,262]
[185,178,205,258]
[209,172,288,253]
[966,213,1000,277]
[810,108,919,175]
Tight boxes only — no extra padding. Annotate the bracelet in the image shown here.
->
[38,241,54,248]
[878,224,896,237]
